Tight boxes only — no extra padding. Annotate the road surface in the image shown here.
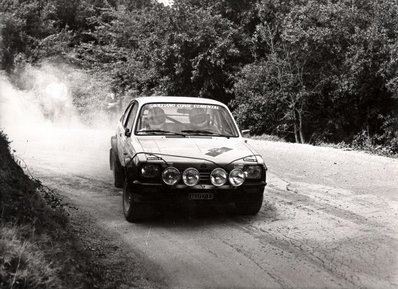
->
[7,127,398,289]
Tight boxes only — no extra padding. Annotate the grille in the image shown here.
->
[199,171,211,183]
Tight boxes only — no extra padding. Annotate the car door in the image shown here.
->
[118,101,139,166]
[117,102,133,165]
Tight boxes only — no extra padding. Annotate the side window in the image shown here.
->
[126,103,138,130]
[122,103,133,127]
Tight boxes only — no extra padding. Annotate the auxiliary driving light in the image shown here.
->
[182,168,200,186]
[162,167,180,185]
[210,168,227,186]
[229,168,245,187]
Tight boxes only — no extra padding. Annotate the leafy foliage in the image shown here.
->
[1,0,397,151]
[233,0,398,147]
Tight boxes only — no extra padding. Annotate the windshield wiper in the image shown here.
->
[212,134,232,138]
[137,129,186,137]
[181,130,233,138]
[181,129,217,135]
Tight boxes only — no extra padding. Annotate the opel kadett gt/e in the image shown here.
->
[110,97,267,222]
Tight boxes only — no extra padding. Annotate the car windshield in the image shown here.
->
[135,103,239,137]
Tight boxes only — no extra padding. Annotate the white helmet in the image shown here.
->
[189,108,209,129]
[148,107,166,129]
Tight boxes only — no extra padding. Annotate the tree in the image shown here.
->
[233,0,398,144]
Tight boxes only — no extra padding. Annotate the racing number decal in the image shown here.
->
[205,147,233,157]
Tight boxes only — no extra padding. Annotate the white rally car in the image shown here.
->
[110,96,267,222]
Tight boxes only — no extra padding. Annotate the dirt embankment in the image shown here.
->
[0,130,89,288]
[0,131,153,289]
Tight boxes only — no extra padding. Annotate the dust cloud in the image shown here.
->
[0,63,121,132]
[1,65,78,132]
[0,63,121,177]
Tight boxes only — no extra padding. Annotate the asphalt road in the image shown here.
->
[8,127,398,289]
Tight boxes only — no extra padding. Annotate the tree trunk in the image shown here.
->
[293,112,299,143]
[294,109,305,144]
[366,118,372,145]
[298,110,305,144]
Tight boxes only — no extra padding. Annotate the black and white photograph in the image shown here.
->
[0,0,397,288]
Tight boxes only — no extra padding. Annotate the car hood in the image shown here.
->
[135,137,257,165]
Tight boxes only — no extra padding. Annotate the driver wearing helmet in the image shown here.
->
[189,107,219,133]
[147,107,166,130]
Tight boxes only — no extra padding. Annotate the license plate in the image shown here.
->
[189,192,214,200]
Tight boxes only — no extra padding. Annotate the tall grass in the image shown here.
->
[0,226,62,289]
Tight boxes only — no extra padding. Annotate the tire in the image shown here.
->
[111,149,124,188]
[235,192,264,215]
[123,179,153,222]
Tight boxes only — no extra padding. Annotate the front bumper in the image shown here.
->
[128,180,266,204]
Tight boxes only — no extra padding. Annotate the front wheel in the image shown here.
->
[123,180,153,222]
[235,192,264,215]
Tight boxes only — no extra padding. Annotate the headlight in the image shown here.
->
[162,167,180,185]
[243,165,262,179]
[229,168,245,186]
[140,164,160,178]
[210,168,227,186]
[243,155,257,162]
[182,168,200,186]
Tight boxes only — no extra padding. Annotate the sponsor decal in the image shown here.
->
[152,103,220,110]
[205,147,233,157]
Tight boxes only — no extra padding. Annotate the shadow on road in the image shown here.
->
[136,201,278,229]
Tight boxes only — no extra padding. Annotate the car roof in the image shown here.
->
[134,96,227,107]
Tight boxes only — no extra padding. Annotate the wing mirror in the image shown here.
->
[241,129,250,137]
[124,128,131,137]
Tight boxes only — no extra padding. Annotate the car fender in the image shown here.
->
[110,135,119,170]
[111,135,118,157]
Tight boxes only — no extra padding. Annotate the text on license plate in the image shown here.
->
[189,193,214,200]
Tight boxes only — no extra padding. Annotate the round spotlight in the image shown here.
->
[210,168,227,186]
[162,167,180,185]
[229,168,245,187]
[182,168,200,186]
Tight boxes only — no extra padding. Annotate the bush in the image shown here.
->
[250,134,286,142]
